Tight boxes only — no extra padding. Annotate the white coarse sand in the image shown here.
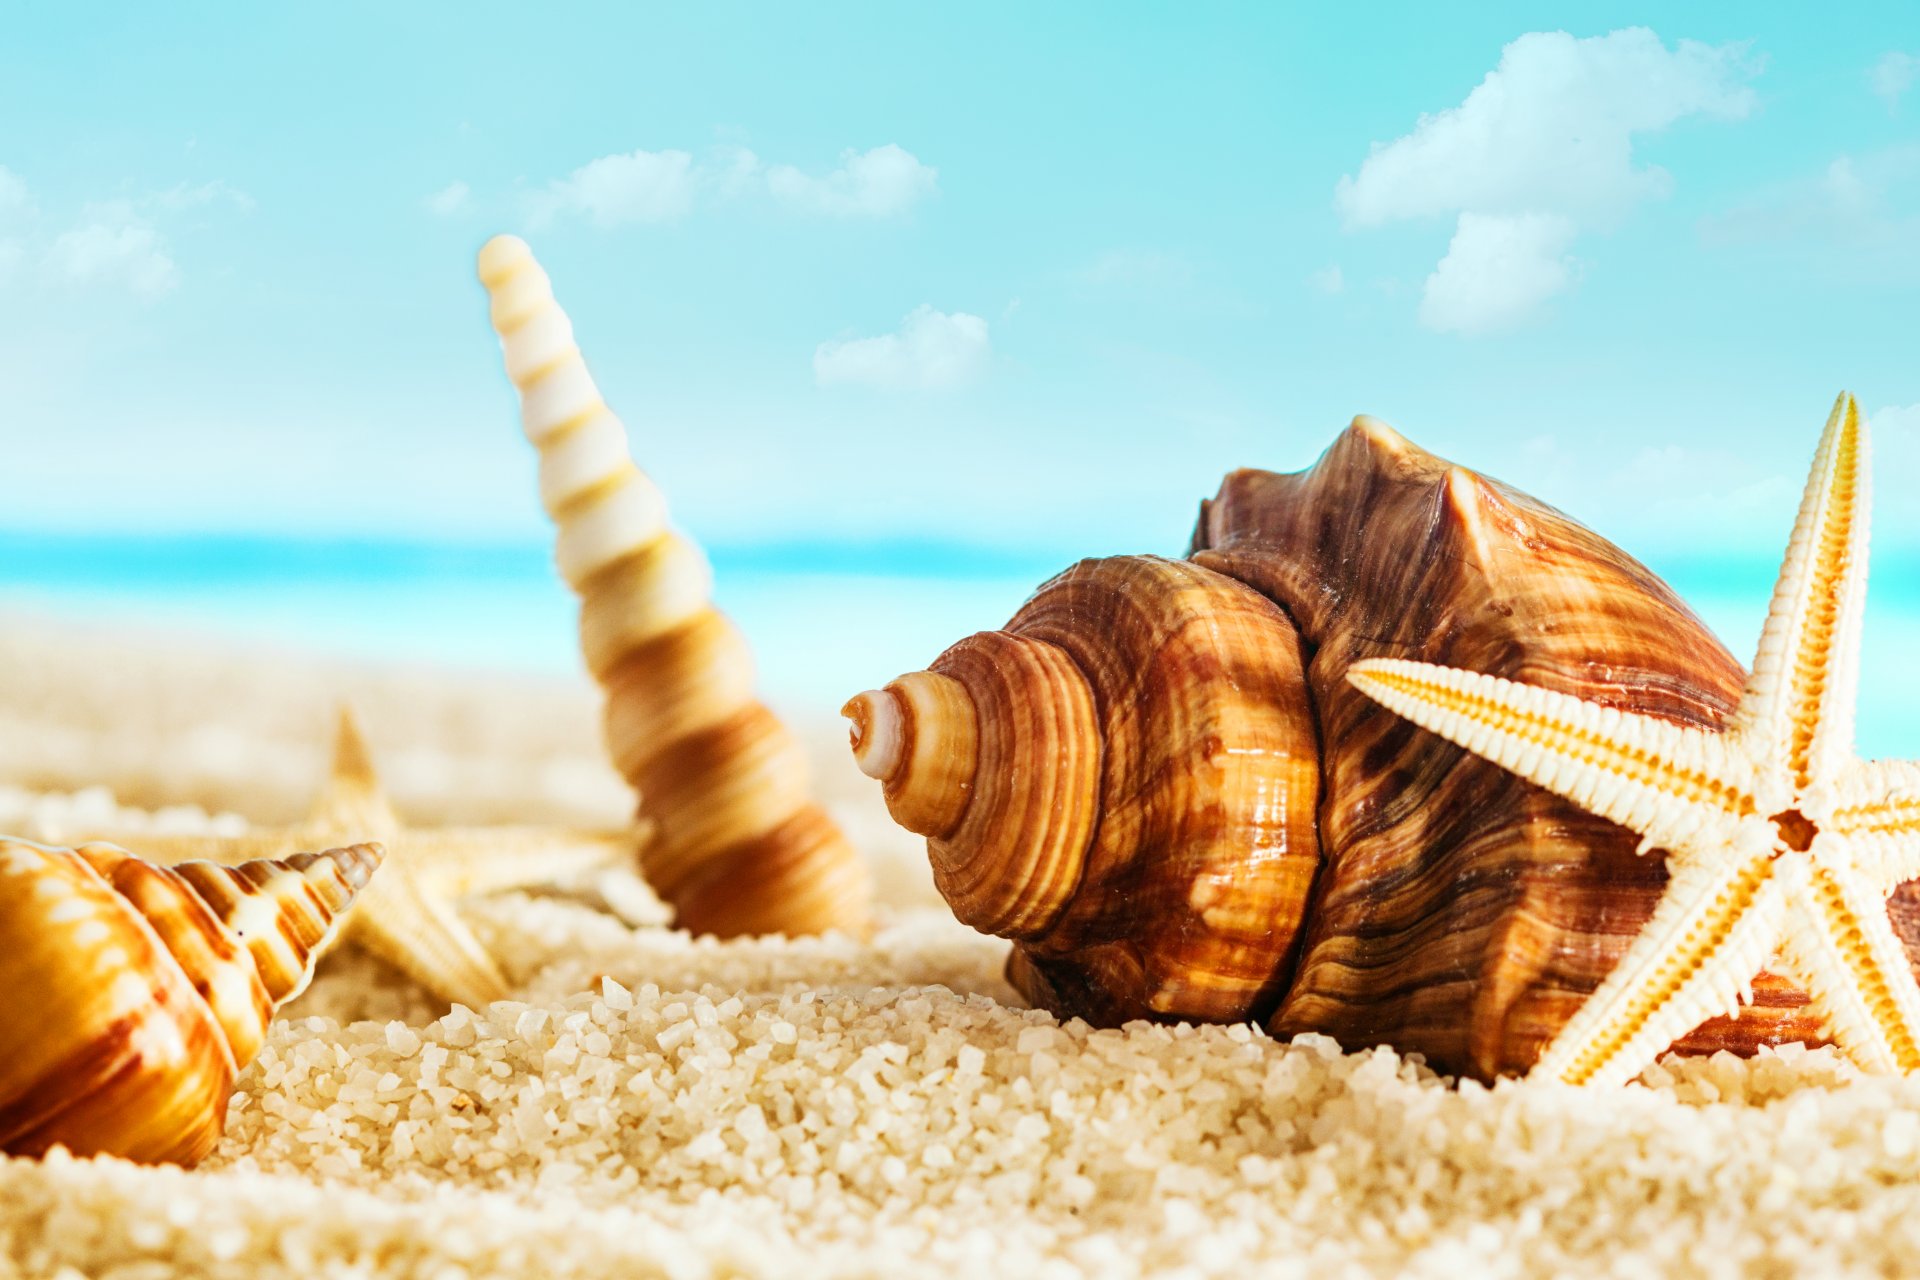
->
[4,613,1920,1279]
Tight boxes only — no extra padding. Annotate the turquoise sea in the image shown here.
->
[2,533,1915,759]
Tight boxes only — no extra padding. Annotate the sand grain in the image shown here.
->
[3,616,1917,1279]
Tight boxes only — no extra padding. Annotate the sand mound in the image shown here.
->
[4,615,1919,1278]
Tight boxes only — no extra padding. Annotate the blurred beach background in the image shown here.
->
[0,530,1058,720]
[2,530,1916,759]
[3,5,1917,758]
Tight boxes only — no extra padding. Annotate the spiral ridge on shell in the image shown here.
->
[845,419,1853,1081]
[0,837,383,1166]
[477,235,870,938]
[846,555,1323,1022]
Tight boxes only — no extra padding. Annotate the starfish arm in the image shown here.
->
[344,861,514,1010]
[407,826,637,898]
[1855,835,1920,897]
[1776,853,1920,1074]
[1827,759,1920,887]
[308,706,403,834]
[1347,658,1758,852]
[1733,392,1872,792]
[1531,847,1788,1087]
[60,718,541,1010]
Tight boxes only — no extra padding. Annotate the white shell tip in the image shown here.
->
[477,234,535,283]
[843,689,905,781]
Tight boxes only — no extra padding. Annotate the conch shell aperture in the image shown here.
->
[0,838,382,1166]
[846,415,1917,1080]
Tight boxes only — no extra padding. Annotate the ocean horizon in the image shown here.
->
[3,529,1916,758]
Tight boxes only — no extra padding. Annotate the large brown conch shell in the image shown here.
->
[477,235,870,939]
[846,418,1882,1080]
[0,837,382,1165]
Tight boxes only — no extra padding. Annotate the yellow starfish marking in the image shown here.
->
[75,707,637,1010]
[1348,392,1920,1086]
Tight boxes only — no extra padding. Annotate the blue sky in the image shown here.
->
[2,4,1918,569]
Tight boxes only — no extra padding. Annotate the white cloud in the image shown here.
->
[1336,28,1758,334]
[0,169,246,300]
[706,144,765,199]
[1419,212,1577,335]
[814,306,989,390]
[1872,52,1919,112]
[1308,263,1345,295]
[425,180,471,217]
[528,148,696,228]
[1701,144,1920,271]
[1339,29,1756,229]
[519,141,936,228]
[768,145,936,217]
[1618,442,1799,540]
[48,205,180,298]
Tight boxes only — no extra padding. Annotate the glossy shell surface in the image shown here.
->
[0,838,380,1165]
[480,235,870,939]
[849,417,1888,1078]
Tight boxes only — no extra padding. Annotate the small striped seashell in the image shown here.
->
[0,837,382,1166]
[476,235,870,938]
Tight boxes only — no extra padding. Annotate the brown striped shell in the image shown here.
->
[0,838,381,1165]
[479,235,870,939]
[848,555,1322,1024]
[846,417,1887,1079]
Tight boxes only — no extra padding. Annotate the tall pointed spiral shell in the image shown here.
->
[477,235,870,938]
[849,418,1877,1080]
[0,837,382,1166]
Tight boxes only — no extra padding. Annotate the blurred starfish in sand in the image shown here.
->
[1351,393,1920,1087]
[79,707,637,1009]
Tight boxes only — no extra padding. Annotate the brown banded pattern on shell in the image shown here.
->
[1190,417,1842,1077]
[0,837,381,1166]
[847,555,1323,1024]
[478,235,870,939]
[849,415,1902,1080]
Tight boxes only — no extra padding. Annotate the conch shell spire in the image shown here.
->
[477,234,870,938]
[0,838,382,1166]
[843,672,980,838]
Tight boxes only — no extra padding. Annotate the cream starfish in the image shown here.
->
[76,707,636,1010]
[1348,392,1920,1086]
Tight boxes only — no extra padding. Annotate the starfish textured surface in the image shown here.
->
[1349,393,1920,1087]
[76,708,635,1010]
